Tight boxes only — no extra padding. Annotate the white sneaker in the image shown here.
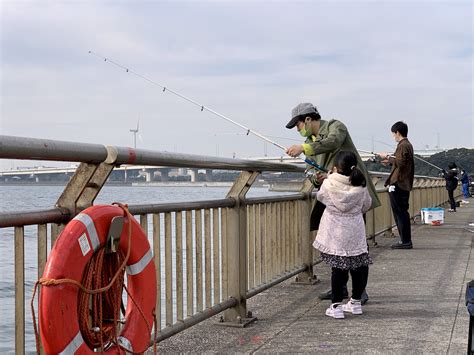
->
[325,303,344,319]
[342,298,363,315]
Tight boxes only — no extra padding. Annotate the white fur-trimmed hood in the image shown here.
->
[316,172,371,214]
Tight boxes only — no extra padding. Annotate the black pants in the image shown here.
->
[310,200,326,231]
[389,187,412,244]
[331,266,368,303]
[447,189,456,210]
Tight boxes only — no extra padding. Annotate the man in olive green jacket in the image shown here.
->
[286,102,381,302]
[286,102,381,213]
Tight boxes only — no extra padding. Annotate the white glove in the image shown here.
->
[388,185,396,193]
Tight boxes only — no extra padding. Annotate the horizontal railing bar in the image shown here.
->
[313,258,323,267]
[0,184,444,229]
[369,207,432,238]
[368,171,444,180]
[152,297,238,344]
[113,146,305,173]
[128,199,236,214]
[246,264,308,299]
[244,193,306,205]
[0,198,236,227]
[246,258,323,299]
[0,135,306,173]
[0,135,108,163]
[374,184,443,193]
[0,208,70,228]
[1,196,309,228]
[0,200,236,227]
[370,203,442,238]
[368,224,397,241]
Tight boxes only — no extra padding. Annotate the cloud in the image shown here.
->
[0,0,472,170]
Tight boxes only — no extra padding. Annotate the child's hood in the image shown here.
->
[318,173,367,213]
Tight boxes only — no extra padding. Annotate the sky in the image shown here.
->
[0,0,472,169]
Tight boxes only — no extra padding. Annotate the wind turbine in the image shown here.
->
[130,119,140,148]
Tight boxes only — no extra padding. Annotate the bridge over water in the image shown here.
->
[0,148,453,184]
[0,165,213,183]
[0,135,469,354]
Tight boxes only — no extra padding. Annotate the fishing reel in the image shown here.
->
[304,167,326,188]
[368,155,382,163]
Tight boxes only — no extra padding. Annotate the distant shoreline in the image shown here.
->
[0,181,272,188]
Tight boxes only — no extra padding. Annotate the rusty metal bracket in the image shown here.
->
[226,170,260,200]
[55,162,115,218]
[55,146,119,221]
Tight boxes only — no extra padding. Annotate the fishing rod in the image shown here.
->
[88,51,327,173]
[358,149,444,171]
[358,149,393,159]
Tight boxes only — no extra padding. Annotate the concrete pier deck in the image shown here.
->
[159,200,474,354]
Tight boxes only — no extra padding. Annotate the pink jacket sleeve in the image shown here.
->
[316,180,329,206]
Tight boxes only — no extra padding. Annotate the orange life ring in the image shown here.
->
[39,205,157,354]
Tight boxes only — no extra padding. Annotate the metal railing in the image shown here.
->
[0,135,456,354]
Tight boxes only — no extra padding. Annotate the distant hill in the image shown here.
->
[364,148,474,177]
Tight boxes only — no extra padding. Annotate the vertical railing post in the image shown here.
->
[365,208,376,246]
[15,226,25,355]
[295,179,318,284]
[221,171,259,326]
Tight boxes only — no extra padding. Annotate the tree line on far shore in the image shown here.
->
[364,148,474,178]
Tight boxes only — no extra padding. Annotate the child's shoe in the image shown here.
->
[342,298,363,315]
[325,303,344,319]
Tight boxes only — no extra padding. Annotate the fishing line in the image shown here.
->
[358,139,446,170]
[214,132,301,143]
[358,149,444,171]
[412,155,443,171]
[89,50,283,148]
[88,50,327,172]
[358,149,394,158]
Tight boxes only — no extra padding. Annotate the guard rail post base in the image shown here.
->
[216,306,257,328]
[293,273,319,285]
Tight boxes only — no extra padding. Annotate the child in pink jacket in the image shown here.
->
[313,151,372,319]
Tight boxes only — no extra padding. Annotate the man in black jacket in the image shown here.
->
[443,163,459,212]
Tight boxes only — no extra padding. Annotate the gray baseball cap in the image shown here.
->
[286,103,319,129]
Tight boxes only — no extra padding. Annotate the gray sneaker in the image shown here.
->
[318,287,349,300]
[361,290,369,305]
